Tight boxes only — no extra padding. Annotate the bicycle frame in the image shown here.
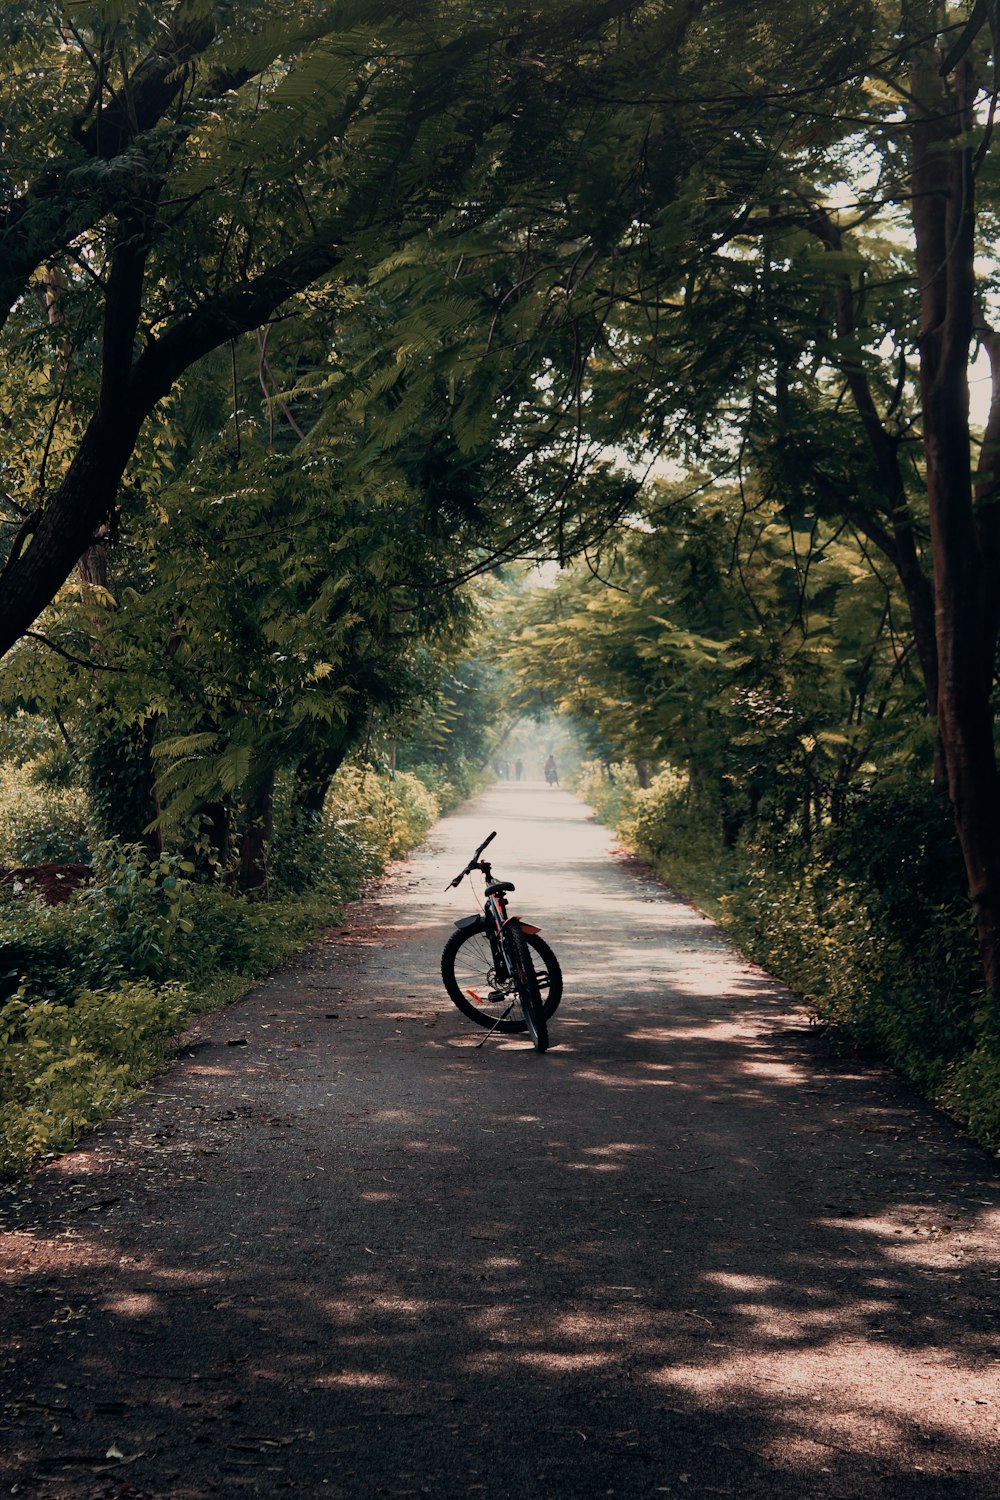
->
[461,860,539,953]
[442,830,558,1050]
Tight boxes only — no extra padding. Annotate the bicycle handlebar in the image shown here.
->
[445,830,497,889]
[474,830,497,861]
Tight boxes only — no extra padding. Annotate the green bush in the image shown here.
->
[266,771,362,897]
[81,842,197,982]
[0,982,191,1175]
[83,722,157,846]
[573,762,731,910]
[620,768,730,907]
[720,844,980,1082]
[386,770,439,854]
[0,843,203,1003]
[0,762,90,866]
[941,1031,1000,1152]
[715,789,983,1100]
[570,761,642,830]
[325,762,439,862]
[405,757,492,815]
[0,759,448,1176]
[0,893,102,1004]
[182,884,331,977]
[577,767,1000,1154]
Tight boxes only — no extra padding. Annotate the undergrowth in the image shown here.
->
[0,760,90,866]
[573,762,1000,1155]
[0,760,446,1177]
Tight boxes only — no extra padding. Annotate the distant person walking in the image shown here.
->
[514,759,523,782]
[544,754,559,786]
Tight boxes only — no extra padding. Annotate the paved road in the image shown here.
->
[2,782,998,1498]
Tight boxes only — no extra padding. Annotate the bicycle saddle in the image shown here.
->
[485,880,515,895]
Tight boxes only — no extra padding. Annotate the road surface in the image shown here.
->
[1,782,998,1498]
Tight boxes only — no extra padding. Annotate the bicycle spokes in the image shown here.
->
[441,832,561,1044]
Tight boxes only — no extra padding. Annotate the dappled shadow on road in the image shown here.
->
[2,998,998,1499]
[3,776,999,1498]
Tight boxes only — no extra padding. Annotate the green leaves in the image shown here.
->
[500,462,926,836]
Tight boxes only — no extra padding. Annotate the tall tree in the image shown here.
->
[1,1,701,658]
[533,1,1000,995]
[905,3,1000,992]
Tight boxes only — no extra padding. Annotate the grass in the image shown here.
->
[574,762,1000,1156]
[0,761,451,1177]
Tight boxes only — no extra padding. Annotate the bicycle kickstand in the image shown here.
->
[475,1002,518,1048]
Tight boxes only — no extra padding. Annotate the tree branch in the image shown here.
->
[23,631,122,671]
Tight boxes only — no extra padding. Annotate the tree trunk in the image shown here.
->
[39,265,116,614]
[294,742,354,820]
[294,709,368,819]
[910,43,1000,995]
[237,773,275,899]
[807,213,940,718]
[200,801,231,875]
[84,721,159,851]
[720,775,742,848]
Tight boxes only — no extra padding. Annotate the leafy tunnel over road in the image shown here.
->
[1,782,998,1497]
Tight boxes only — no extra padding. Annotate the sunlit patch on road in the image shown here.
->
[2,781,998,1497]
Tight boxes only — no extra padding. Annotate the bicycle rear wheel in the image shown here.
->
[441,925,562,1032]
[504,919,548,1052]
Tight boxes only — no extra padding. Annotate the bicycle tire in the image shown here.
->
[504,919,548,1052]
[441,925,562,1032]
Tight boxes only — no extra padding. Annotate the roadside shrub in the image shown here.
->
[573,762,730,908]
[571,761,642,829]
[618,768,730,905]
[405,757,491,814]
[267,768,367,897]
[80,842,197,982]
[0,759,447,1175]
[0,892,100,1004]
[718,788,982,1094]
[0,842,199,1002]
[578,768,997,1154]
[0,982,191,1175]
[325,763,438,863]
[941,1031,1000,1153]
[182,884,330,977]
[387,770,438,854]
[720,837,979,1088]
[0,762,90,866]
[324,763,397,866]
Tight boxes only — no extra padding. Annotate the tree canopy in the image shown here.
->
[2,0,1000,1000]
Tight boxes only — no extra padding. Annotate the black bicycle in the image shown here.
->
[441,830,562,1051]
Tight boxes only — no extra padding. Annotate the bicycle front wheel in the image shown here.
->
[504,919,548,1052]
[441,925,562,1032]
